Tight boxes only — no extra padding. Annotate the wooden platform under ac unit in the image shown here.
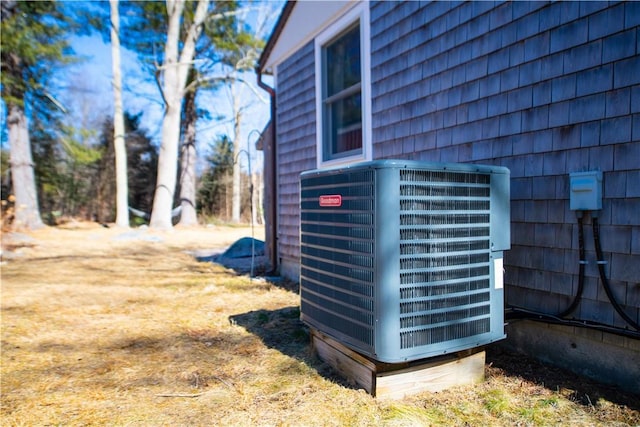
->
[311,329,486,399]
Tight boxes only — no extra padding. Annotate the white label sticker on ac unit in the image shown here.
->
[494,258,504,289]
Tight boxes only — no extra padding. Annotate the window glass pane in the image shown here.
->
[326,25,361,97]
[328,92,362,156]
[321,21,363,162]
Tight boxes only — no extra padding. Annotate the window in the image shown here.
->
[315,4,371,167]
[323,24,362,159]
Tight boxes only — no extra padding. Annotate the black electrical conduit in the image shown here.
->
[506,307,640,339]
[507,210,640,335]
[558,212,585,318]
[592,215,640,331]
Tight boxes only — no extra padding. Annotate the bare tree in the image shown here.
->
[149,0,210,229]
[174,2,277,225]
[231,86,243,222]
[224,3,278,223]
[110,0,129,227]
[177,68,198,226]
[178,3,251,227]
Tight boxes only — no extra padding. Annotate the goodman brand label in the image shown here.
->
[319,195,342,207]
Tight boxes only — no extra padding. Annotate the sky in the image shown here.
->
[8,1,284,175]
[71,35,273,133]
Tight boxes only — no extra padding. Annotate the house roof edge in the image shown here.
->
[257,1,296,74]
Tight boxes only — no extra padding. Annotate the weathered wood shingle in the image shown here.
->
[269,1,638,327]
[275,41,316,276]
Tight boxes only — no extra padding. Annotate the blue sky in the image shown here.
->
[68,30,274,173]
[2,1,283,174]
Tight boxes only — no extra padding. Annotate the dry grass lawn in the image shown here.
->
[1,223,639,426]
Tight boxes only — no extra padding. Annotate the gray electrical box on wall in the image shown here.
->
[299,160,511,363]
[569,171,602,211]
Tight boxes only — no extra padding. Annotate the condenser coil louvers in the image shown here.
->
[300,160,510,363]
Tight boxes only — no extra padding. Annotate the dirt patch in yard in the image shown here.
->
[1,223,638,426]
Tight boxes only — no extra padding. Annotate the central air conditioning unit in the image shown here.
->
[300,160,510,363]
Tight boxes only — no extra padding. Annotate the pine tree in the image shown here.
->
[0,1,80,229]
[198,135,233,219]
[96,113,158,224]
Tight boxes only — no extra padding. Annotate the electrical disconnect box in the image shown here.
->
[569,171,602,211]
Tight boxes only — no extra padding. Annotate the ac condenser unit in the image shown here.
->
[300,160,510,363]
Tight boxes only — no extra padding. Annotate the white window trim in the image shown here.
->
[314,2,372,168]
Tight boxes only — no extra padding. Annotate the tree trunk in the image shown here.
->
[151,99,182,229]
[231,87,242,223]
[150,0,210,229]
[178,82,198,226]
[110,0,129,228]
[7,104,44,230]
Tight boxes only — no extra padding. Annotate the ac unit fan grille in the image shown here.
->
[300,170,376,348]
[398,170,492,349]
[400,318,491,349]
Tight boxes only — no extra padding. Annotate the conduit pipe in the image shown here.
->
[558,211,585,318]
[508,209,640,334]
[592,214,640,331]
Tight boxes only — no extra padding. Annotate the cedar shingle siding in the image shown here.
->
[273,1,639,327]
[275,41,316,276]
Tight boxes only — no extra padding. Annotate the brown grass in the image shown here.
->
[1,223,639,426]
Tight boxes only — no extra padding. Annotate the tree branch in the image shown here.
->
[187,72,267,104]
[42,91,68,113]
[231,76,268,104]
[154,68,169,108]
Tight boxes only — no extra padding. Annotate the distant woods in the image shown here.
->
[0,113,257,225]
